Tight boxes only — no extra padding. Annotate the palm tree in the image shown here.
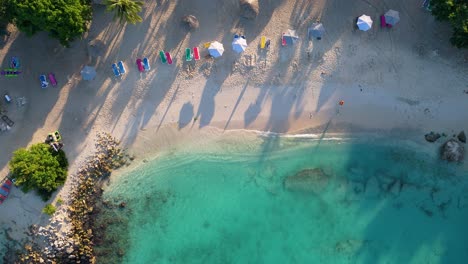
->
[105,0,144,24]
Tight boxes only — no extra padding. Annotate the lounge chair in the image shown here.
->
[118,61,126,74]
[185,48,192,62]
[380,15,386,28]
[2,183,10,190]
[203,42,211,48]
[260,36,266,49]
[11,57,20,69]
[54,130,61,141]
[165,52,173,65]
[0,187,9,196]
[48,73,57,86]
[0,195,4,204]
[2,115,14,127]
[281,33,287,46]
[234,34,239,39]
[112,63,120,76]
[4,93,11,103]
[143,58,150,71]
[40,74,48,88]
[136,59,145,72]
[159,51,167,64]
[193,47,200,61]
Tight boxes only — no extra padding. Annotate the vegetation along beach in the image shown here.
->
[0,0,467,263]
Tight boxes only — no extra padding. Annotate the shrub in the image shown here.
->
[42,204,56,215]
[9,143,68,200]
[431,0,468,48]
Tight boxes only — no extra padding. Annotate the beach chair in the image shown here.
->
[203,42,211,48]
[136,59,145,72]
[165,52,173,65]
[40,74,48,88]
[159,51,167,64]
[260,36,266,49]
[2,183,10,190]
[234,34,239,39]
[5,180,12,187]
[54,130,61,141]
[118,61,126,74]
[193,47,200,61]
[0,187,9,196]
[112,63,120,76]
[143,58,150,71]
[2,115,14,127]
[11,57,20,69]
[48,73,57,86]
[185,48,192,62]
[281,33,287,46]
[4,93,11,103]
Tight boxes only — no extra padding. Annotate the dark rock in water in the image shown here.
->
[440,139,465,162]
[458,131,466,143]
[119,202,126,208]
[240,0,259,19]
[182,15,199,30]
[425,132,441,143]
[284,168,329,192]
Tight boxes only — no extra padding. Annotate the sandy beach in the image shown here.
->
[0,0,467,258]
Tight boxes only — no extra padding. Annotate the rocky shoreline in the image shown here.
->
[7,133,132,264]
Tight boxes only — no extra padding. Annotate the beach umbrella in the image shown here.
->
[308,23,325,39]
[232,37,248,53]
[80,66,96,81]
[208,41,224,58]
[384,9,400,26]
[283,29,299,45]
[357,15,373,31]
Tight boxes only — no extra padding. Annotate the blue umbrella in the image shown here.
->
[81,66,96,81]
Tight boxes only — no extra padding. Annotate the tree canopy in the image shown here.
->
[105,0,143,24]
[430,0,468,48]
[9,143,68,200]
[4,0,92,46]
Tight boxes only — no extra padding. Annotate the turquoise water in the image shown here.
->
[97,134,468,264]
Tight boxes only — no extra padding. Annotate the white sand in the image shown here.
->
[0,0,467,246]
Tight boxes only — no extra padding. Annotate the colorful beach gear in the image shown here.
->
[136,59,145,72]
[118,61,126,74]
[40,74,48,88]
[193,47,200,61]
[10,57,20,69]
[165,52,173,65]
[143,58,150,71]
[112,63,120,76]
[159,51,167,64]
[185,48,193,62]
[48,73,57,86]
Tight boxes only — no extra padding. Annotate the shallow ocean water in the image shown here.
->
[98,134,468,264]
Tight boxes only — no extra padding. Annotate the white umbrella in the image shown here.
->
[357,15,373,31]
[208,41,224,58]
[384,10,400,26]
[232,37,247,53]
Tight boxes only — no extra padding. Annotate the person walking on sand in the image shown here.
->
[337,100,344,114]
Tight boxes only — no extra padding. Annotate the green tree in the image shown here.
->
[105,0,144,24]
[9,143,68,200]
[431,0,468,48]
[6,0,92,46]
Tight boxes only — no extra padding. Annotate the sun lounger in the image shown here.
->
[165,52,173,65]
[260,36,266,49]
[118,61,126,74]
[48,73,57,86]
[234,34,239,39]
[281,33,287,46]
[143,58,150,71]
[2,115,14,127]
[2,183,10,190]
[112,63,120,76]
[5,179,12,187]
[11,57,20,69]
[54,130,61,141]
[159,51,167,64]
[185,48,192,62]
[136,59,145,72]
[0,187,9,196]
[0,195,4,204]
[193,47,200,61]
[40,74,48,88]
[4,93,11,103]
[203,42,211,48]
[1,69,20,77]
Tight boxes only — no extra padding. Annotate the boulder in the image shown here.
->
[239,0,259,19]
[181,15,199,30]
[284,168,329,193]
[424,132,441,143]
[440,139,465,162]
[457,131,466,143]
